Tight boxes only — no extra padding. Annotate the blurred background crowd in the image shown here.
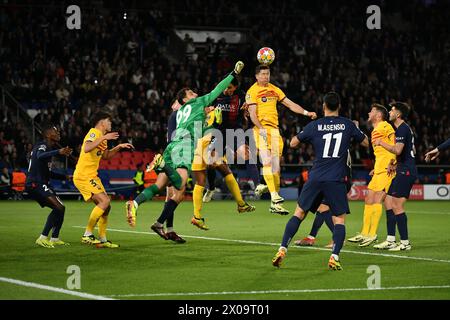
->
[0,0,448,177]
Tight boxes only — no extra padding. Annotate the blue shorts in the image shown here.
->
[27,183,60,208]
[298,180,350,216]
[318,179,352,210]
[388,171,416,199]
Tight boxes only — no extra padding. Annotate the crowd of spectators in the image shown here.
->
[0,0,448,181]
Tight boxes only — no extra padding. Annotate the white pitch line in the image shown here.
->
[108,285,450,298]
[72,226,450,264]
[0,277,115,300]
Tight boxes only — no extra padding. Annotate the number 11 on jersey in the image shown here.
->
[322,132,342,158]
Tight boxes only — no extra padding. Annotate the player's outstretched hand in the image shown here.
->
[424,148,439,162]
[234,61,244,74]
[104,132,120,141]
[59,146,73,156]
[308,111,317,120]
[118,143,134,150]
[214,107,223,124]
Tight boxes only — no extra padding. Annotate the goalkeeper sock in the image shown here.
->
[281,215,302,248]
[135,184,159,205]
[193,184,205,219]
[368,203,383,237]
[332,224,346,255]
[361,204,373,236]
[85,206,104,234]
[224,173,245,206]
[309,212,325,238]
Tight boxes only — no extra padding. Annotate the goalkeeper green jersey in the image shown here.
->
[161,73,235,172]
[172,73,234,145]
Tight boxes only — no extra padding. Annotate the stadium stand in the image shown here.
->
[0,0,448,193]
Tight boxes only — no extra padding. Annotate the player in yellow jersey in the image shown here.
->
[348,104,396,247]
[246,65,317,214]
[74,111,133,248]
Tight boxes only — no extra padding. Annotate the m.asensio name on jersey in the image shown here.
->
[318,124,346,131]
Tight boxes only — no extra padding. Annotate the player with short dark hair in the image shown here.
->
[347,103,396,247]
[271,91,369,270]
[125,61,245,235]
[26,125,73,248]
[74,111,134,248]
[373,102,417,251]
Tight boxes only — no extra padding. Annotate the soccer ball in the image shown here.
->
[257,47,275,65]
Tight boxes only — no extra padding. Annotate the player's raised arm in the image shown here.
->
[291,123,314,149]
[197,61,244,106]
[352,120,369,148]
[281,97,317,120]
[84,132,119,153]
[425,137,450,162]
[102,143,134,160]
[36,145,60,159]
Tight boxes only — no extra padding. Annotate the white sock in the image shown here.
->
[400,240,410,245]
[155,222,163,228]
[387,235,396,242]
[307,235,315,240]
[279,246,287,252]
[39,235,48,240]
[99,237,107,243]
[50,237,60,242]
[270,192,279,200]
[83,231,93,237]
[133,200,139,208]
[331,254,339,261]
[166,227,174,233]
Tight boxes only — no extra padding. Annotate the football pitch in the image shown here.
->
[0,200,449,300]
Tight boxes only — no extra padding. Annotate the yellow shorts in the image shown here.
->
[73,176,106,201]
[192,135,227,172]
[253,127,284,157]
[367,172,394,192]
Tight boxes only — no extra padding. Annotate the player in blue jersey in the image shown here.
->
[373,102,417,251]
[271,92,369,270]
[424,137,450,162]
[202,77,260,202]
[295,151,352,248]
[26,125,73,248]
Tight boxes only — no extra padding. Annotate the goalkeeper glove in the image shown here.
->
[233,61,244,76]
[214,107,222,125]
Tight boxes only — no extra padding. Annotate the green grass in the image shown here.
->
[0,200,449,300]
